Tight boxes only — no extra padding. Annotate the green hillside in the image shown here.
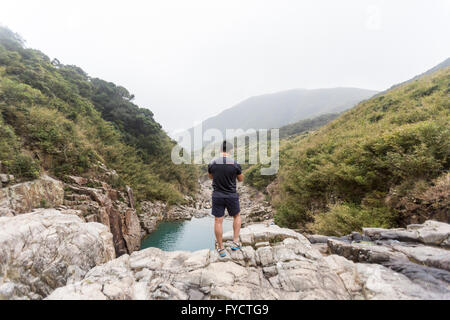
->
[279,113,340,139]
[0,27,197,204]
[271,67,449,235]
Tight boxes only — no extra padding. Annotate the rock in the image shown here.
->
[0,173,14,186]
[0,175,64,216]
[138,200,167,236]
[46,224,353,300]
[65,175,88,186]
[382,260,450,296]
[255,241,270,248]
[355,263,446,299]
[327,221,450,298]
[363,220,450,247]
[328,239,408,264]
[126,186,135,209]
[414,220,450,247]
[223,223,308,246]
[324,254,448,299]
[0,209,115,300]
[165,204,197,220]
[311,243,329,255]
[390,244,450,271]
[63,181,141,256]
[45,222,450,300]
[0,174,9,183]
[306,234,330,244]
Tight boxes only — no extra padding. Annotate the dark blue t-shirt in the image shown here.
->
[208,156,242,198]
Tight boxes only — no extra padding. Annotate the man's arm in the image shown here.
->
[236,163,244,182]
[208,161,213,179]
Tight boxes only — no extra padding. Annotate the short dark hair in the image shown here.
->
[222,140,233,152]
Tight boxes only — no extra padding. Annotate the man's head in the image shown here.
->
[221,140,233,153]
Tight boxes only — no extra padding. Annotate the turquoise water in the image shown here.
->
[140,216,233,251]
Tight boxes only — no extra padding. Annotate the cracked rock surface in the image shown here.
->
[46,223,449,300]
[0,209,115,299]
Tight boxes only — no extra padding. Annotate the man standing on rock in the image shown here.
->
[208,140,244,257]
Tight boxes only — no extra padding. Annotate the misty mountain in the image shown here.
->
[183,87,377,149]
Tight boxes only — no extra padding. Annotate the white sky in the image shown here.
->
[2,0,449,134]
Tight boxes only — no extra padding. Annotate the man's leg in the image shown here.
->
[233,213,241,243]
[214,216,224,249]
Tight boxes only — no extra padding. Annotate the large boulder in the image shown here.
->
[326,220,450,298]
[324,255,447,299]
[0,209,115,300]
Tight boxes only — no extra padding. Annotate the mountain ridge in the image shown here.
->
[182,86,378,149]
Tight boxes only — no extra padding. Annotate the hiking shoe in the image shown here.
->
[217,248,226,257]
[231,242,241,251]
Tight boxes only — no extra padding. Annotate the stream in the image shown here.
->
[140,216,233,251]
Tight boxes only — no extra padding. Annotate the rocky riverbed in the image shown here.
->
[0,173,449,300]
[1,208,449,300]
[138,177,273,238]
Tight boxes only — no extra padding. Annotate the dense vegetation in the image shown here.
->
[0,26,197,203]
[271,67,449,235]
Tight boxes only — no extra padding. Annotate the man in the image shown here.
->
[208,140,244,257]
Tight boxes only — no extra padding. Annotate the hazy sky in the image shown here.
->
[2,0,449,135]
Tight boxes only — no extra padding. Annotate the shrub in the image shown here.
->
[312,203,397,236]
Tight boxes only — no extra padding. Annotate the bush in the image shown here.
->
[273,67,450,232]
[312,203,397,236]
[11,154,40,179]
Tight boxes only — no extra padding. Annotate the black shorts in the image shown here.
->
[211,197,240,218]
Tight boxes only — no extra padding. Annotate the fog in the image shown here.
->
[2,0,449,135]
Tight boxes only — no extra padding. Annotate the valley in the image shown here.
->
[0,25,449,300]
